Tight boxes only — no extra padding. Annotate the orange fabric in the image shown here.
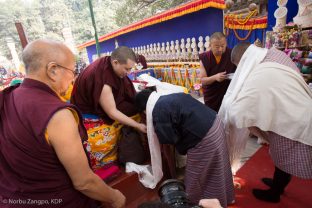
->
[214,55,221,64]
[44,108,79,145]
[61,84,73,102]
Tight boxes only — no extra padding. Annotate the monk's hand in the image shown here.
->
[214,72,227,82]
[136,123,147,133]
[111,189,126,208]
[199,199,222,208]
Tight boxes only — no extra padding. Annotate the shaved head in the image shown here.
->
[209,32,227,57]
[231,42,251,66]
[210,32,226,42]
[22,39,74,74]
[111,46,136,64]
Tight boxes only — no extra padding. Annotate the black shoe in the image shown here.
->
[252,189,280,203]
[261,178,284,194]
[262,178,273,187]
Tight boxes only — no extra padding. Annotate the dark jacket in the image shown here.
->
[152,93,216,155]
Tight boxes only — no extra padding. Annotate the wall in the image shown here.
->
[86,7,223,62]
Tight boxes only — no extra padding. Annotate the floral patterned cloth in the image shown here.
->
[83,114,141,170]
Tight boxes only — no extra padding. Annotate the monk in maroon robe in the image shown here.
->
[71,47,146,171]
[199,32,236,112]
[0,39,125,208]
[136,54,148,69]
[71,47,146,131]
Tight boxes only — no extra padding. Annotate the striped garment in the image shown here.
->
[261,48,312,179]
[261,47,300,72]
[267,132,312,179]
[185,116,235,208]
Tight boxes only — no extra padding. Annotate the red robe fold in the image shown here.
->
[0,78,96,208]
[199,48,236,112]
[71,56,137,124]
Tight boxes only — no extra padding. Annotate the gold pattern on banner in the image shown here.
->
[224,10,264,41]
[235,10,257,25]
[151,64,201,93]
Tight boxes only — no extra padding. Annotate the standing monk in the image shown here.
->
[0,39,125,208]
[71,46,146,170]
[199,32,236,112]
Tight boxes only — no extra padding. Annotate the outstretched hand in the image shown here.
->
[214,72,227,82]
[136,123,147,133]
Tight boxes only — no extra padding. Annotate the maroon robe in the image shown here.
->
[199,48,236,112]
[136,54,148,69]
[71,56,137,124]
[0,79,96,208]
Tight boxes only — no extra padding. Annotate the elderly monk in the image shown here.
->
[71,46,146,170]
[135,89,234,208]
[199,32,236,112]
[0,40,125,208]
[220,42,312,203]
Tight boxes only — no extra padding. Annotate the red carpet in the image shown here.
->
[229,146,312,208]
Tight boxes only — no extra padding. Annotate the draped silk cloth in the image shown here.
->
[219,45,312,163]
[144,92,163,189]
[229,62,312,146]
[83,114,141,171]
[219,45,268,162]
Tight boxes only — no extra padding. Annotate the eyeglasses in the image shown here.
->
[55,63,78,77]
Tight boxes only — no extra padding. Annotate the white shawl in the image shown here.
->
[219,45,268,162]
[219,45,312,163]
[126,74,186,188]
[230,62,312,145]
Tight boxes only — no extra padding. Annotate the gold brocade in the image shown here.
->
[84,114,141,170]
